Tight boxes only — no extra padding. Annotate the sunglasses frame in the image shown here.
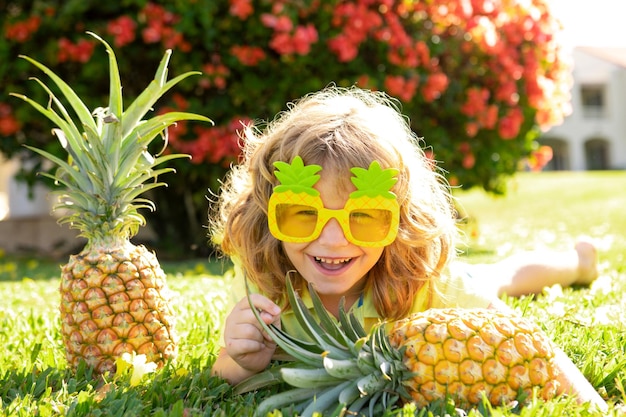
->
[268,192,399,247]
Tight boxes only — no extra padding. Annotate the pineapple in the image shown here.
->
[235,277,562,416]
[389,308,560,408]
[11,32,212,374]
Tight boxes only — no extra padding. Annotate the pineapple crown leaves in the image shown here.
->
[272,156,322,196]
[10,31,213,239]
[235,273,408,417]
[349,161,399,199]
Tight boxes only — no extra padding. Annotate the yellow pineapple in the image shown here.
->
[11,32,212,374]
[235,277,562,415]
[389,308,560,408]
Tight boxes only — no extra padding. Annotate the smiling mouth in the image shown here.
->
[314,256,353,269]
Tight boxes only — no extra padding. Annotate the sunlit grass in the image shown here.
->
[455,171,626,269]
[0,171,625,416]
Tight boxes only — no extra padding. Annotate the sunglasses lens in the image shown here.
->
[349,209,393,242]
[275,204,318,238]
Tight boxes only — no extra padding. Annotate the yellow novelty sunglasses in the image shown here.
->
[267,157,400,247]
[268,193,399,247]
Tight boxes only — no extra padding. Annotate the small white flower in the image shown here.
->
[593,305,622,328]
[589,274,613,297]
[546,301,567,318]
[543,284,564,302]
[115,352,158,386]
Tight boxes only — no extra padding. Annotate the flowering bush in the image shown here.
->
[1,0,571,256]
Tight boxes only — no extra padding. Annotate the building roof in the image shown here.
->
[576,47,626,68]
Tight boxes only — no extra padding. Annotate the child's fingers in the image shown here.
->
[241,294,281,341]
[227,333,274,355]
[246,293,281,317]
[257,312,281,342]
[227,295,281,343]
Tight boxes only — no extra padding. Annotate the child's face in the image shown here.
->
[281,171,385,306]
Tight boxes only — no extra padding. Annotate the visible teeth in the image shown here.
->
[315,257,351,264]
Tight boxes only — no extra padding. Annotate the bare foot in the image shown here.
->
[574,239,598,285]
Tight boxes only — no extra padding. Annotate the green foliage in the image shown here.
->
[2,0,571,258]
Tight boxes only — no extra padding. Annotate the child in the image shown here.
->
[209,86,605,410]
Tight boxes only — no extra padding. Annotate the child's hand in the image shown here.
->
[223,294,281,374]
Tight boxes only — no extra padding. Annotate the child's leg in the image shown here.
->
[474,240,598,297]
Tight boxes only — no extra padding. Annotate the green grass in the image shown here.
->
[455,171,626,267]
[1,171,625,416]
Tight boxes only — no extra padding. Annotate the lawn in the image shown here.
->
[0,171,625,416]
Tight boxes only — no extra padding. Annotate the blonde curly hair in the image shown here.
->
[210,86,458,320]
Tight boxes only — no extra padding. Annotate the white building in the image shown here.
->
[540,47,626,171]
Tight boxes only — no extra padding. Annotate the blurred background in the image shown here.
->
[1,0,624,259]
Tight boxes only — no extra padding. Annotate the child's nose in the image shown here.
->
[317,218,349,246]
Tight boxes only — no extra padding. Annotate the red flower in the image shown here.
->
[0,103,21,136]
[462,152,476,169]
[229,0,254,20]
[142,23,162,43]
[292,24,318,55]
[139,3,187,50]
[495,81,519,106]
[269,32,294,55]
[527,145,553,171]
[461,87,489,117]
[0,116,20,136]
[5,16,41,42]
[140,3,176,25]
[230,45,266,66]
[268,24,318,56]
[171,118,244,166]
[328,35,359,62]
[328,1,385,63]
[414,41,430,67]
[171,93,189,110]
[202,62,230,90]
[498,107,523,139]
[384,75,418,102]
[421,72,449,102]
[387,47,418,68]
[356,74,371,89]
[465,121,479,138]
[458,141,471,153]
[57,38,96,63]
[107,15,137,47]
[162,28,191,52]
[260,14,293,32]
[478,104,499,130]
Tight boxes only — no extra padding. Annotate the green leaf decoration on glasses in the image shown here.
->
[273,156,322,196]
[349,161,399,199]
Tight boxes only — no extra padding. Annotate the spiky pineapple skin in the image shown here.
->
[389,308,560,408]
[59,241,177,374]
